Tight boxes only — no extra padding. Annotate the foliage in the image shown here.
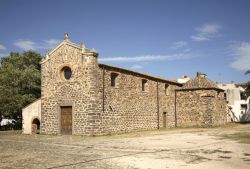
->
[0,122,19,131]
[245,70,250,75]
[0,51,42,126]
[245,70,250,98]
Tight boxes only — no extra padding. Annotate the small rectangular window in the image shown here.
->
[111,73,118,87]
[240,92,246,100]
[142,79,147,91]
[241,104,247,109]
[224,92,227,100]
[165,84,169,95]
[241,104,247,114]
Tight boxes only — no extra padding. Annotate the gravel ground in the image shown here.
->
[0,124,249,169]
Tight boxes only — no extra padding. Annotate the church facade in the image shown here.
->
[22,34,227,135]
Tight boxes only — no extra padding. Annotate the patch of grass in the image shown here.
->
[241,157,250,161]
[218,155,232,159]
[187,155,211,164]
[220,132,250,144]
[243,153,250,156]
[202,149,232,154]
[0,130,21,135]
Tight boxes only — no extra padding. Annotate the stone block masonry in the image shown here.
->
[176,90,227,127]
[97,64,180,134]
[175,72,227,127]
[35,35,228,136]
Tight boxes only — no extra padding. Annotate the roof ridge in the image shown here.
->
[99,63,182,85]
[181,73,223,91]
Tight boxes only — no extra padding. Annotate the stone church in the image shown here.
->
[22,34,227,135]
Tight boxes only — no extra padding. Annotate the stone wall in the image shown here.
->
[40,41,180,135]
[213,91,227,125]
[176,90,227,127]
[39,39,227,136]
[40,42,102,135]
[97,65,179,134]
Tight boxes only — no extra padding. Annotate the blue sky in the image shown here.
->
[0,0,250,83]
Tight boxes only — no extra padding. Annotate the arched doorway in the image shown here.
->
[32,118,40,134]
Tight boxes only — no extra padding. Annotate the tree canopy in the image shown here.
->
[0,51,42,125]
[245,70,250,98]
[245,70,250,75]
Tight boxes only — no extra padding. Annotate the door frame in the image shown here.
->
[31,116,40,134]
[57,101,74,135]
[163,112,167,128]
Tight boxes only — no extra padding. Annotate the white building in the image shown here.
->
[217,83,250,122]
[177,75,190,84]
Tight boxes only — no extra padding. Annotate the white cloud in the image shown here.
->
[183,48,191,53]
[42,39,60,49]
[14,40,36,50]
[0,44,6,51]
[169,41,188,50]
[197,23,221,34]
[14,39,60,51]
[191,35,209,41]
[191,23,221,42]
[230,42,250,71]
[99,53,193,62]
[131,65,143,70]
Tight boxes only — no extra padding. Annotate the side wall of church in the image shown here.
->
[96,66,179,134]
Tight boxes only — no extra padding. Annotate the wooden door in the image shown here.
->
[61,106,72,135]
[163,112,167,128]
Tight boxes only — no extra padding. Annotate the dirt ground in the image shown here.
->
[0,124,250,169]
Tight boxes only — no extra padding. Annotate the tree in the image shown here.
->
[245,70,250,98]
[0,51,41,126]
[245,70,250,75]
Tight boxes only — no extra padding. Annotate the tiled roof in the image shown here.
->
[99,63,182,86]
[179,72,224,91]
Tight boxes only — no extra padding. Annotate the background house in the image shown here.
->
[217,83,250,122]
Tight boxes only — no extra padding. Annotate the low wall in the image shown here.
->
[22,99,41,134]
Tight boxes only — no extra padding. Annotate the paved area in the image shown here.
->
[0,124,250,169]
